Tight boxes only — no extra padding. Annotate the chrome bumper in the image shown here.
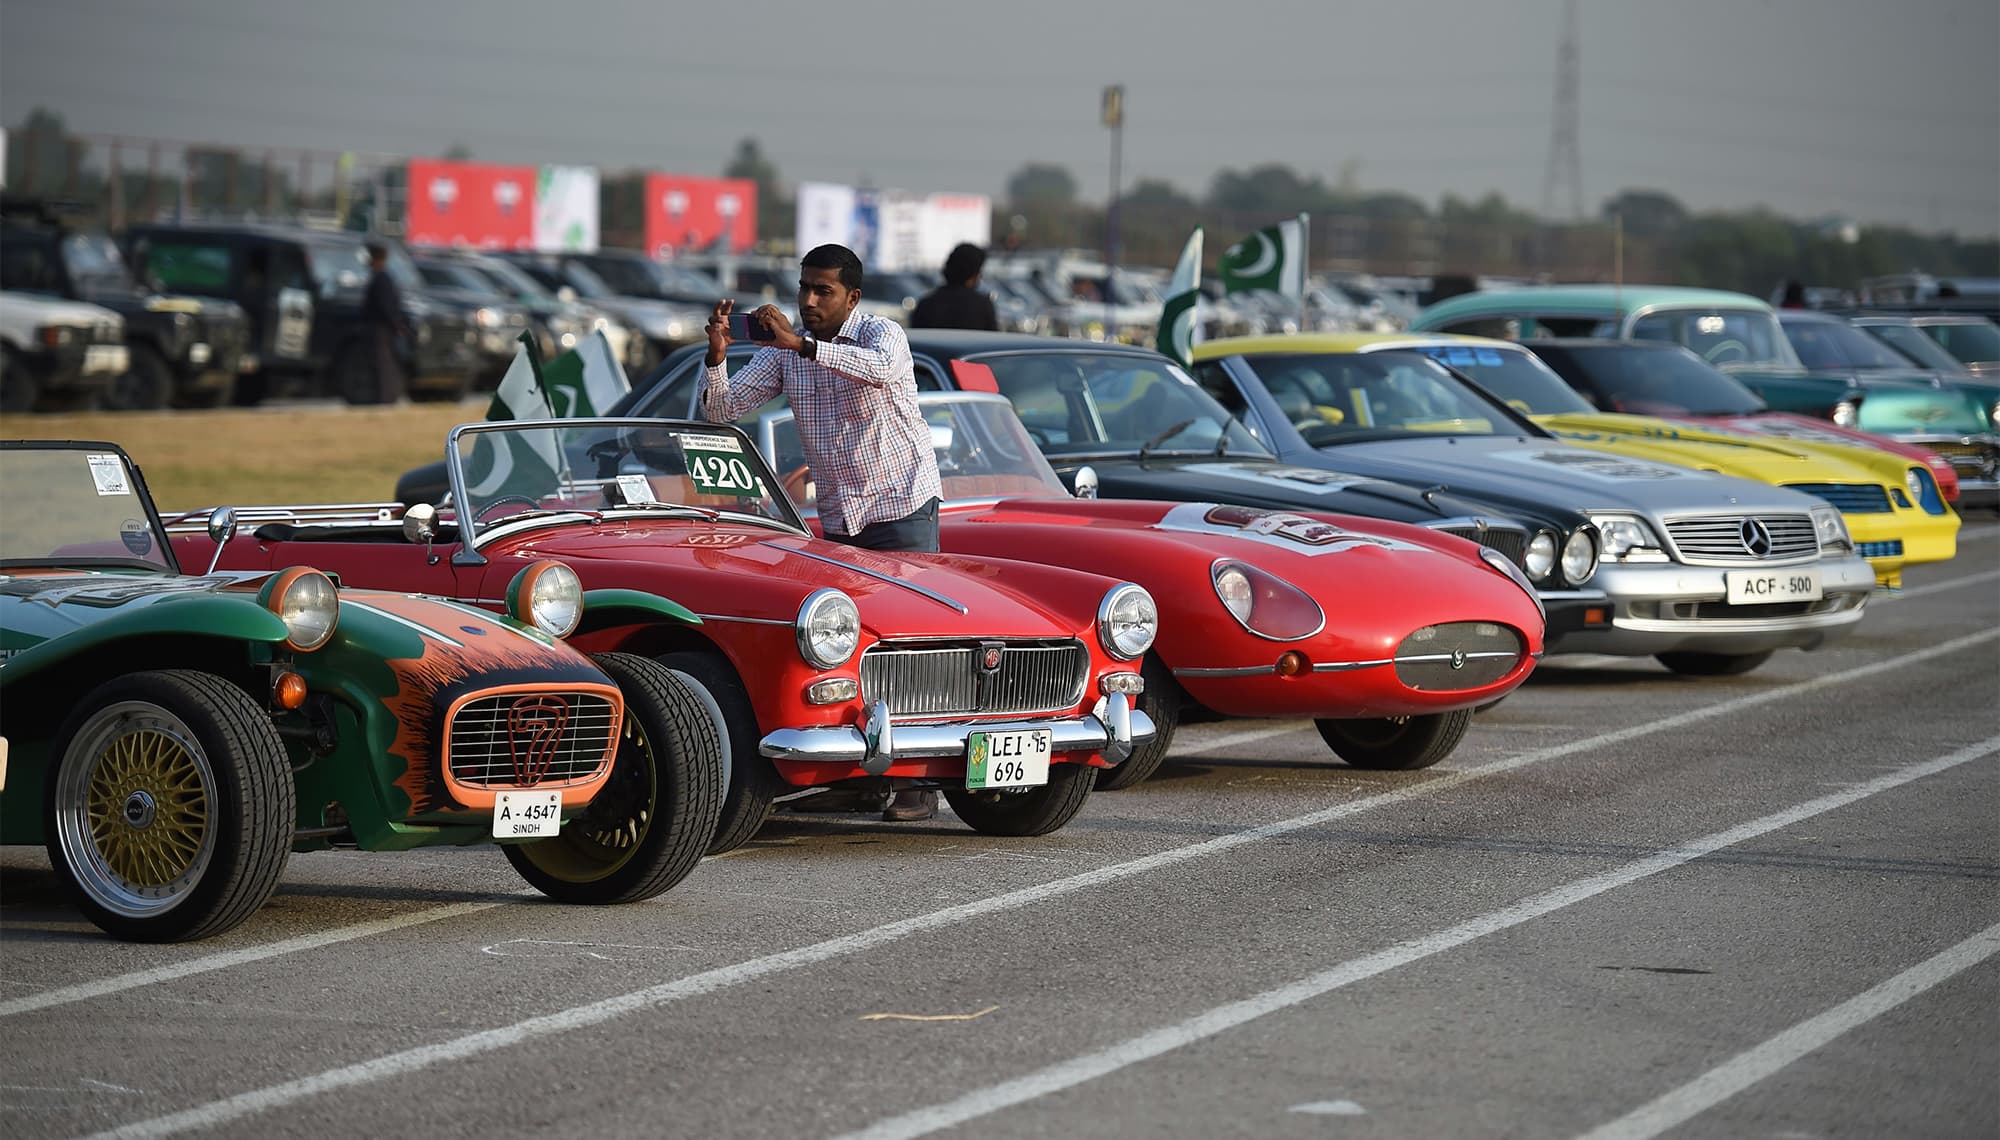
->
[1550,553,1876,656]
[758,694,1152,774]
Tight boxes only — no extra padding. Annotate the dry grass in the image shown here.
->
[0,402,483,510]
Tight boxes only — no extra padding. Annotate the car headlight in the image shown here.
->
[1479,547,1545,619]
[1560,528,1598,585]
[1097,582,1158,660]
[1524,531,1557,581]
[1831,399,1858,426]
[1810,505,1852,552]
[475,307,501,328]
[1905,467,1926,502]
[1585,514,1664,565]
[258,566,339,652]
[1209,560,1323,640]
[1989,399,1999,433]
[796,588,861,668]
[506,559,583,638]
[1907,465,1946,515]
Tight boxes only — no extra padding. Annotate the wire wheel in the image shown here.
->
[56,701,219,920]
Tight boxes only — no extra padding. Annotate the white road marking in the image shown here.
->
[479,939,693,962]
[78,631,2000,1139]
[0,895,533,1019]
[1570,920,2000,1140]
[1173,724,1304,755]
[1885,567,2000,600]
[1952,525,2000,543]
[827,735,2000,1140]
[1290,1100,1366,1116]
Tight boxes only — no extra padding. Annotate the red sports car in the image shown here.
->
[753,392,1548,785]
[176,417,1156,857]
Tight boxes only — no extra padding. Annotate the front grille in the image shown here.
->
[1923,440,1998,478]
[1857,540,1904,559]
[1393,622,1524,691]
[447,691,620,787]
[91,321,121,345]
[1431,523,1528,568]
[1783,483,1892,514]
[859,640,1088,718]
[1664,515,1818,562]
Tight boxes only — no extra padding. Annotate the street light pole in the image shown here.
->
[1103,84,1123,342]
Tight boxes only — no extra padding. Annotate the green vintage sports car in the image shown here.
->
[0,441,722,941]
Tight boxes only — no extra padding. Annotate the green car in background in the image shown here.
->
[1,441,722,942]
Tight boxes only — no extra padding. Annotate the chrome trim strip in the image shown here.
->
[775,543,969,614]
[1312,658,1396,673]
[758,709,1157,763]
[1175,664,1280,678]
[1392,651,1521,665]
[693,612,794,626]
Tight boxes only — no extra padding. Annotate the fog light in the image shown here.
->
[274,671,308,710]
[806,678,858,705]
[1275,651,1311,677]
[1100,671,1145,695]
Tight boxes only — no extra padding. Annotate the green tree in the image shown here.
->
[1600,189,1688,239]
[1006,162,1079,207]
[724,137,791,245]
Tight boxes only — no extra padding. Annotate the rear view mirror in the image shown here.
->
[929,423,955,454]
[204,507,237,574]
[402,502,437,544]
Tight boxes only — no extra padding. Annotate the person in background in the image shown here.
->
[911,243,1000,331]
[361,242,411,404]
[1778,279,1808,310]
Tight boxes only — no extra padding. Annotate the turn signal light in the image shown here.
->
[1275,651,1311,677]
[1584,607,1608,626]
[274,671,308,709]
[806,678,859,705]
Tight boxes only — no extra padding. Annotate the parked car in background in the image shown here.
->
[0,289,126,412]
[411,251,535,387]
[1849,314,1979,377]
[1865,313,2000,379]
[4,441,726,941]
[1191,334,1878,675]
[420,247,630,365]
[496,252,701,375]
[2,198,250,410]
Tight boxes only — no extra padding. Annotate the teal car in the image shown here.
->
[1,441,721,941]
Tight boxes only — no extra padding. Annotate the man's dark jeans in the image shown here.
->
[826,497,941,553]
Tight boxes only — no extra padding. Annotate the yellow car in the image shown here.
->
[1338,332,1958,588]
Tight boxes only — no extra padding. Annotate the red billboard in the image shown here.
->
[404,158,537,250]
[644,174,757,259]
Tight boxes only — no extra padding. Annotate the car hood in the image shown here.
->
[1533,413,1896,485]
[1043,455,1513,526]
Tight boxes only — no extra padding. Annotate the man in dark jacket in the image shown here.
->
[910,243,1000,331]
[361,242,410,404]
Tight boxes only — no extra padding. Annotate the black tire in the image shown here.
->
[230,370,270,407]
[658,649,784,855]
[943,763,1096,837]
[0,348,39,414]
[503,653,723,904]
[107,343,175,411]
[1095,654,1179,791]
[44,670,293,942]
[1655,650,1774,677]
[1315,708,1473,771]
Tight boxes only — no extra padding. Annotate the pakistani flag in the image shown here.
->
[463,332,561,500]
[540,328,631,417]
[1155,227,1203,368]
[1217,215,1307,298]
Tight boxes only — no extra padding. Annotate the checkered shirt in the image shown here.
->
[702,310,942,536]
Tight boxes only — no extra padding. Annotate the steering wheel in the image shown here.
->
[780,463,814,506]
[1703,339,1749,365]
[1025,426,1053,447]
[474,494,539,522]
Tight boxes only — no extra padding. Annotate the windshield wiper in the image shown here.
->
[1138,419,1196,461]
[609,501,723,520]
[1215,415,1240,457]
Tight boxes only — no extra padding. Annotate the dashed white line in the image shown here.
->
[1885,567,2000,600]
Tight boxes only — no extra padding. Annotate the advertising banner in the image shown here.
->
[404,158,536,249]
[919,194,994,272]
[534,165,600,253]
[644,174,757,259]
[794,183,992,272]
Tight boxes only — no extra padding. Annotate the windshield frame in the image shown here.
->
[0,441,180,573]
[964,347,1269,460]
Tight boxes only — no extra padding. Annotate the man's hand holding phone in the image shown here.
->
[704,299,735,366]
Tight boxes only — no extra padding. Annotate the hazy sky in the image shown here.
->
[3,0,1996,237]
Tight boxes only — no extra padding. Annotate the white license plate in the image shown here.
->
[491,790,563,839]
[966,729,1051,790]
[1725,568,1822,605]
[83,344,128,375]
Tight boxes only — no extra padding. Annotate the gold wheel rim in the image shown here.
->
[87,728,211,889]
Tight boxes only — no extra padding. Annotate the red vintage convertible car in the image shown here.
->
[176,417,1155,856]
[755,392,1548,785]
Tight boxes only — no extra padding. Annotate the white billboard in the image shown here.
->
[534,165,600,252]
[796,183,992,273]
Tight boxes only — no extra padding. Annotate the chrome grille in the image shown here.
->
[1664,515,1818,562]
[859,640,1088,718]
[1783,483,1892,514]
[1393,622,1524,691]
[448,691,619,788]
[1433,523,1528,568]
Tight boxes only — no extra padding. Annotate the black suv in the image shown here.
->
[1,198,252,409]
[123,223,479,404]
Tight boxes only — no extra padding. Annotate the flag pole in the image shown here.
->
[1297,211,1311,331]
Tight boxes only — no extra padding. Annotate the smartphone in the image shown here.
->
[727,312,778,342]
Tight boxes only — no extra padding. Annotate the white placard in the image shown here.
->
[87,454,131,496]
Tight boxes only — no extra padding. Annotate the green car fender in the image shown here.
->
[578,588,704,630]
[0,594,290,688]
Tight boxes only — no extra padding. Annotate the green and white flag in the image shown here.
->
[463,332,561,499]
[1155,227,1204,368]
[541,328,631,418]
[1217,215,1306,298]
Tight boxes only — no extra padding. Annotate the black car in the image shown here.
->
[495,252,707,374]
[2,199,251,410]
[411,252,535,386]
[123,223,479,405]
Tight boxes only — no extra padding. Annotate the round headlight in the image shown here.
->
[1831,400,1858,426]
[506,559,583,638]
[1524,531,1557,581]
[258,566,339,652]
[1560,529,1598,585]
[1905,467,1927,501]
[1097,583,1158,661]
[796,588,861,669]
[1988,399,1999,433]
[1213,564,1253,624]
[1209,560,1323,640]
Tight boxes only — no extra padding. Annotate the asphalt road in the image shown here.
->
[5,520,1997,1140]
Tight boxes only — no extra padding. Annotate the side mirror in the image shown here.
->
[402,502,437,544]
[929,422,955,454]
[204,507,237,574]
[1073,465,1099,500]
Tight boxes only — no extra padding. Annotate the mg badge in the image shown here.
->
[980,644,1004,672]
[1450,649,1467,671]
[507,695,571,785]
[1739,518,1774,558]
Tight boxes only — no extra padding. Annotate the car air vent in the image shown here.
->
[1393,622,1523,691]
[1782,484,1891,513]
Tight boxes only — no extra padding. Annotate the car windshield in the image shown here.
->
[1395,344,1595,415]
[1860,323,1968,373]
[0,447,172,571]
[1627,308,1795,367]
[763,395,1068,515]
[470,257,555,301]
[420,261,504,298]
[450,419,805,542]
[62,233,135,287]
[309,241,421,294]
[658,263,723,296]
[973,351,1266,457]
[1924,319,2000,364]
[558,260,615,299]
[1235,352,1519,445]
[1782,317,1922,371]
[582,257,668,297]
[1539,344,1767,415]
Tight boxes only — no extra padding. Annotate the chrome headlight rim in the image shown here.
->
[1560,527,1599,585]
[1809,505,1852,551]
[257,566,339,652]
[1479,547,1546,619]
[506,559,583,639]
[1831,399,1858,427]
[1524,530,1558,582]
[1097,582,1158,661]
[1988,399,1999,433]
[1584,513,1662,566]
[796,587,861,669]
